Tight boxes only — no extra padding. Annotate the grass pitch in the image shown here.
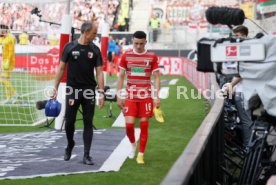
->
[0,76,208,185]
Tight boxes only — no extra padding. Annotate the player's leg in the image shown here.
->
[2,79,15,99]
[136,99,153,164]
[136,117,149,164]
[64,88,80,161]
[125,116,136,158]
[1,72,15,99]
[81,90,96,165]
[123,100,138,158]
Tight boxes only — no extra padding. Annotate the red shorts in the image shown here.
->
[123,99,153,118]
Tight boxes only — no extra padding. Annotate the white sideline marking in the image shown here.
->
[99,129,140,172]
[112,112,125,127]
[159,87,170,99]
[169,79,179,85]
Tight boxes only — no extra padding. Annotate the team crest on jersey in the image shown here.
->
[145,59,151,66]
[88,52,93,59]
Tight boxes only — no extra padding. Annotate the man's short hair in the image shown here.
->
[233,25,248,37]
[133,31,146,39]
[80,21,93,34]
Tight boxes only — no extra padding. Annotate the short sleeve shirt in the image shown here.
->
[61,40,103,88]
[119,49,159,101]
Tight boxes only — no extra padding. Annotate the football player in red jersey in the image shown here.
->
[117,31,160,164]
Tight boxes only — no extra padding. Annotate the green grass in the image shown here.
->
[0,76,207,185]
[0,72,118,125]
[0,72,53,125]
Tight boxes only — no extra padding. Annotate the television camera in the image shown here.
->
[198,7,276,185]
[197,6,276,117]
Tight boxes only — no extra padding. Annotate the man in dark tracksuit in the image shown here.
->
[53,21,105,165]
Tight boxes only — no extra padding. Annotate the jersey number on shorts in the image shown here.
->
[145,103,152,111]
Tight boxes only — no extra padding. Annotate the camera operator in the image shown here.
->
[223,25,253,148]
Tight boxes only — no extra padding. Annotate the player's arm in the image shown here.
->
[152,70,160,108]
[96,66,105,109]
[52,61,66,99]
[94,45,105,108]
[117,68,125,109]
[96,66,104,91]
[52,43,71,98]
[152,54,160,108]
[117,53,127,109]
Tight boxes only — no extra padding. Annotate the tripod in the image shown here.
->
[102,86,117,119]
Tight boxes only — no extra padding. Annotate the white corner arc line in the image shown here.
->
[112,112,125,127]
[159,87,170,99]
[169,79,179,85]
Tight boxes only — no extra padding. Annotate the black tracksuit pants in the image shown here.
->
[65,87,95,156]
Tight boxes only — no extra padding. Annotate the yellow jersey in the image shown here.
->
[19,32,29,45]
[121,0,129,18]
[49,35,59,46]
[0,37,4,45]
[150,18,160,29]
[1,34,15,70]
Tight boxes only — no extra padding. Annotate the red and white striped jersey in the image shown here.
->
[119,49,159,101]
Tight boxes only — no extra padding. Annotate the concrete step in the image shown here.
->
[129,0,151,34]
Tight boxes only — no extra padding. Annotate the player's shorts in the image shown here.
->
[123,98,153,118]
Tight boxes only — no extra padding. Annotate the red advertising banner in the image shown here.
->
[15,55,59,75]
[258,0,273,3]
[13,54,209,92]
[158,56,209,91]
